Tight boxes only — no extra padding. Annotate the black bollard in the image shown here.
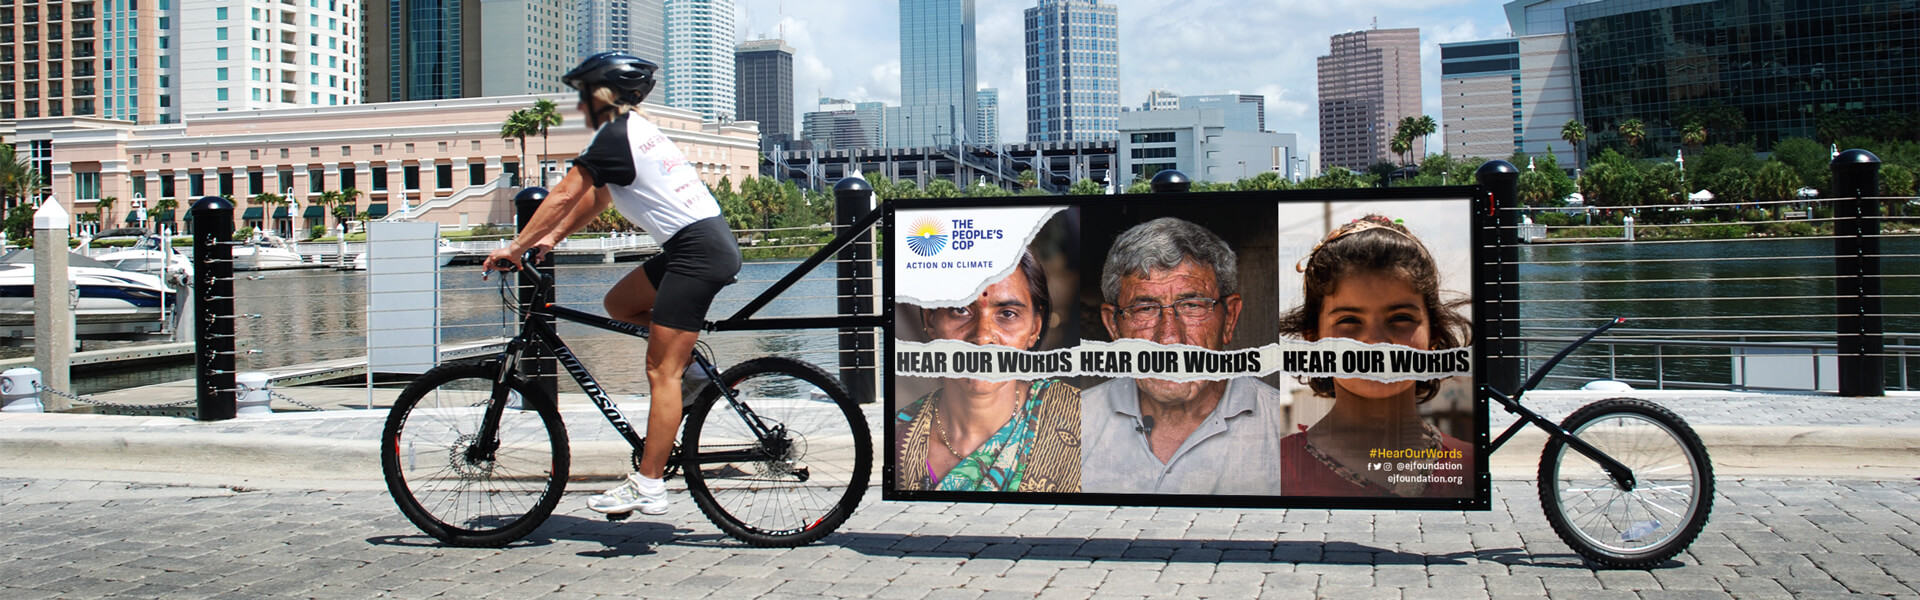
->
[1831,150,1884,397]
[1150,169,1191,194]
[834,176,876,404]
[513,187,559,401]
[1474,160,1522,395]
[191,196,236,421]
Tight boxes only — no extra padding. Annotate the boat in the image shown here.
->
[233,233,309,271]
[92,234,194,282]
[347,238,461,271]
[0,249,176,334]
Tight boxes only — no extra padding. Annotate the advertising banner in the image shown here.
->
[885,190,1489,510]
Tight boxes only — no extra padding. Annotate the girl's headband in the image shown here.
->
[1294,216,1419,273]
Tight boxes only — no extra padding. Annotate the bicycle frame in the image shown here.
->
[473,259,790,469]
[1486,317,1638,490]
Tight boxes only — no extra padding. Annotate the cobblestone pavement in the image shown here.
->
[2,477,1916,599]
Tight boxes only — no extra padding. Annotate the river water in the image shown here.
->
[61,235,1920,395]
[1515,236,1919,388]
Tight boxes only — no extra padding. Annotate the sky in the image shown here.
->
[731,0,1517,159]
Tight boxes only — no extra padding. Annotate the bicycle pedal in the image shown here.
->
[605,511,632,522]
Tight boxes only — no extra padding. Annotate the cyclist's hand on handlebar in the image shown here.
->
[482,243,549,278]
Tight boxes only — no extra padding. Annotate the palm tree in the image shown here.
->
[1618,118,1647,154]
[313,190,341,236]
[499,109,538,187]
[1561,119,1587,167]
[1389,134,1413,167]
[153,197,179,234]
[336,187,362,232]
[96,195,117,227]
[1681,121,1708,151]
[528,99,564,186]
[1413,115,1437,164]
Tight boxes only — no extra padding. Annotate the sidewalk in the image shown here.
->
[2,389,1917,488]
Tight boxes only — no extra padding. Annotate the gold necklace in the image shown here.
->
[932,383,1029,461]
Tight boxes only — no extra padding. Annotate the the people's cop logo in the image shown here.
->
[907,217,948,256]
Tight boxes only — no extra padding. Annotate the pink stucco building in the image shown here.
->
[2,93,759,236]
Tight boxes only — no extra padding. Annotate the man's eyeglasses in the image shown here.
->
[1114,298,1221,327]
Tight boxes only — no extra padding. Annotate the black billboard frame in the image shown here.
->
[879,184,1498,512]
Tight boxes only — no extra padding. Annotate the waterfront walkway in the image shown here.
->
[2,391,1917,599]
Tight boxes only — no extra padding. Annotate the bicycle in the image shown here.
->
[380,252,874,548]
[1497,317,1714,569]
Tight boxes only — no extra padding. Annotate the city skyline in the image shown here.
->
[732,0,1511,159]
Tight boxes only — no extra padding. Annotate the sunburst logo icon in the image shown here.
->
[906,217,948,257]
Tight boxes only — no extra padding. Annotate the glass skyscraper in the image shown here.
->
[1024,0,1119,142]
[892,0,977,147]
[1570,0,1920,153]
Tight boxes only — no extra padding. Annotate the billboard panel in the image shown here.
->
[884,189,1489,510]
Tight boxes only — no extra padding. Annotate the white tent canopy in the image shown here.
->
[1689,189,1715,202]
[1797,187,1820,199]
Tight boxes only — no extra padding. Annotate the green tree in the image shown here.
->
[1680,121,1708,151]
[1768,137,1830,194]
[1753,161,1801,202]
[499,109,538,186]
[1579,158,1643,207]
[924,178,962,199]
[1303,166,1371,189]
[1701,167,1753,203]
[95,196,117,226]
[1017,168,1038,191]
[528,99,564,186]
[739,176,787,230]
[1879,163,1915,197]
[1618,118,1647,155]
[1067,178,1106,195]
[337,187,363,230]
[1239,171,1290,191]
[1412,115,1437,163]
[1389,134,1412,167]
[1561,119,1587,167]
[1641,163,1685,205]
[1517,170,1558,206]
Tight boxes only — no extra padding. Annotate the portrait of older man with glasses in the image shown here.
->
[1080,216,1288,495]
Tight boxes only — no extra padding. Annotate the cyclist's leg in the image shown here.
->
[604,254,668,326]
[638,324,700,479]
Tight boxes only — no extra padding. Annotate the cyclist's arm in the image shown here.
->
[508,166,611,257]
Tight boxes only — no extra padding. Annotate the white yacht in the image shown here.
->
[0,250,175,331]
[232,233,308,271]
[92,234,194,282]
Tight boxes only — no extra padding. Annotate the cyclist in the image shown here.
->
[485,51,743,516]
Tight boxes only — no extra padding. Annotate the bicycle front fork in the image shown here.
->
[1488,389,1637,491]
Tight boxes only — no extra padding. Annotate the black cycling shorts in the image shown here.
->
[640,216,742,333]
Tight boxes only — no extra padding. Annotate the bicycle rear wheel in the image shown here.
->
[1539,398,1713,569]
[382,362,570,547]
[682,357,872,547]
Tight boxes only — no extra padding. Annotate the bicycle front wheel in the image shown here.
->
[382,362,570,548]
[1539,398,1713,569]
[682,357,872,547]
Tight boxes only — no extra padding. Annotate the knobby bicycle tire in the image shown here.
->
[1538,398,1713,569]
[682,357,873,547]
[382,362,571,548]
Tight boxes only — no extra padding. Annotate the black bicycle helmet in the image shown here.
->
[564,51,658,107]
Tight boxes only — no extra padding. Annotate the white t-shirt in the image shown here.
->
[570,112,722,240]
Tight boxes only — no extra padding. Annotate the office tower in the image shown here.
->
[664,0,735,121]
[1024,0,1118,142]
[1181,94,1266,132]
[480,0,575,96]
[0,0,169,123]
[803,97,887,150]
[578,0,666,64]
[179,0,362,116]
[364,0,481,102]
[976,88,999,146]
[1317,27,1421,172]
[891,0,976,147]
[735,38,794,147]
[1567,0,1920,153]
[1142,88,1179,111]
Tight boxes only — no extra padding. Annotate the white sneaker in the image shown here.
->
[586,474,669,515]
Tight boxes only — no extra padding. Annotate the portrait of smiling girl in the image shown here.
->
[1278,215,1474,498]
